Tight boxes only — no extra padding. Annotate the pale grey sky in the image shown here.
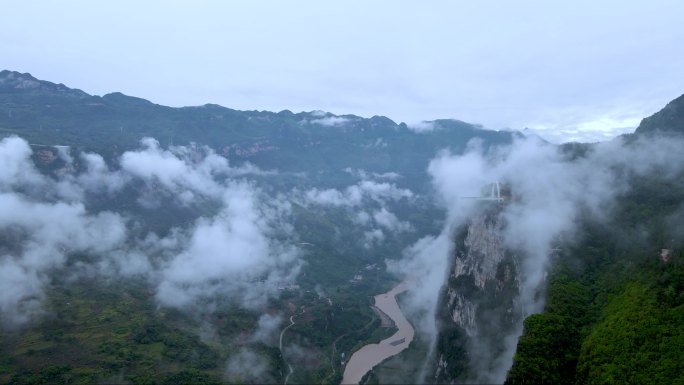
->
[2,0,683,142]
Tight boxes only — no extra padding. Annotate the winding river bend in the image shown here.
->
[341,281,415,384]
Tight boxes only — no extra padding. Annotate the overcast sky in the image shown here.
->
[2,0,683,142]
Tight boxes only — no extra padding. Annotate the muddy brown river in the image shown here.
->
[341,281,414,384]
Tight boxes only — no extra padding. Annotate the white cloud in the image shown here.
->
[303,175,414,249]
[120,138,229,202]
[155,182,301,310]
[372,207,412,233]
[525,115,641,143]
[54,145,74,165]
[119,139,301,311]
[359,180,413,202]
[304,180,413,207]
[0,136,301,325]
[77,152,128,194]
[344,167,401,180]
[308,116,351,126]
[225,348,272,383]
[0,136,45,191]
[364,229,385,249]
[407,121,438,133]
[305,187,351,206]
[374,171,401,180]
[250,313,282,346]
[387,230,453,336]
[0,193,127,325]
[352,211,371,226]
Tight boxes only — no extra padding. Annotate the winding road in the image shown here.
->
[279,313,298,385]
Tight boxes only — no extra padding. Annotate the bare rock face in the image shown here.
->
[434,205,523,384]
[36,149,57,165]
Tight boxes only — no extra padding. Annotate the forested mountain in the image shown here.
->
[504,96,684,384]
[0,70,517,384]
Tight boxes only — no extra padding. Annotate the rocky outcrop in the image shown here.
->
[0,70,89,98]
[434,204,522,384]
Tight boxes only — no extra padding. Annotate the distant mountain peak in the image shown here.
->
[102,91,154,105]
[369,115,396,126]
[0,69,89,98]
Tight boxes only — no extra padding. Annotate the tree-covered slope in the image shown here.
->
[506,102,684,384]
[507,229,684,385]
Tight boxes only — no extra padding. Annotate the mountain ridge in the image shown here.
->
[0,69,517,184]
[634,93,684,135]
[0,69,475,130]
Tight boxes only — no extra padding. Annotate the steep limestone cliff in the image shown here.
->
[434,204,523,383]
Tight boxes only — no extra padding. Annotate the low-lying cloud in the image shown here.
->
[304,180,413,207]
[343,167,401,180]
[372,207,412,233]
[302,175,415,249]
[406,121,438,133]
[0,136,300,326]
[308,116,351,127]
[225,348,272,383]
[156,182,300,310]
[0,194,127,325]
[250,313,283,346]
[121,138,230,204]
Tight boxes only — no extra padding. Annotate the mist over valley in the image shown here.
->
[1,67,683,384]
